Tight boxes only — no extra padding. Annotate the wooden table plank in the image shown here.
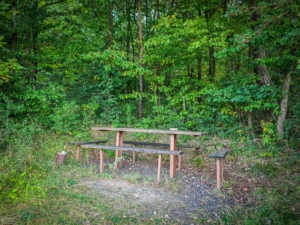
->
[92,127,206,136]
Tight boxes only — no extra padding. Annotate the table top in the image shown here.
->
[91,127,206,136]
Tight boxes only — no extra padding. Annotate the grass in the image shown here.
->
[0,124,300,224]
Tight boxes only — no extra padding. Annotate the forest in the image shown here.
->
[0,0,299,224]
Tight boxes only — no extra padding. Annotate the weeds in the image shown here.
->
[0,121,299,224]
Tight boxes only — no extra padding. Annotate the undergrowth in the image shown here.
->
[0,121,299,224]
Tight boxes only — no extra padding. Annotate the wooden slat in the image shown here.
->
[124,141,170,147]
[68,140,106,145]
[123,141,196,149]
[92,127,206,136]
[81,144,184,155]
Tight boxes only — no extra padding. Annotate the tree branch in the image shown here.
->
[40,0,66,9]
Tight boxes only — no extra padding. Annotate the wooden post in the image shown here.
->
[216,159,221,190]
[76,145,80,162]
[99,149,104,173]
[170,134,177,178]
[115,131,124,169]
[157,154,162,183]
[221,160,224,180]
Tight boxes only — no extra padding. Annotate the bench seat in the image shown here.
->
[81,144,183,183]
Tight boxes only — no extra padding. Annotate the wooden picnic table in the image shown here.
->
[92,127,206,178]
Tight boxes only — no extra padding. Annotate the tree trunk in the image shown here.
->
[10,1,18,54]
[197,55,202,80]
[32,31,38,89]
[277,69,292,139]
[208,47,215,80]
[109,0,114,46]
[257,47,271,86]
[137,0,143,119]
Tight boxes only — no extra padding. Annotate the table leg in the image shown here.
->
[115,131,124,169]
[170,134,177,178]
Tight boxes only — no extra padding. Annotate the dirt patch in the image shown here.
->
[80,158,231,223]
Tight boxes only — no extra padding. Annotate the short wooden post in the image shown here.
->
[99,149,104,173]
[76,145,80,162]
[216,159,221,190]
[208,150,228,190]
[157,154,162,183]
[221,160,224,180]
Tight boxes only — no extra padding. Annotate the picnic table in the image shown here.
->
[91,127,206,178]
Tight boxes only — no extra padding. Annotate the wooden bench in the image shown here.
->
[68,140,106,162]
[81,144,184,183]
[123,140,198,166]
[209,150,228,190]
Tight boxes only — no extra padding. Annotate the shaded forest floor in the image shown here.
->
[1,133,299,224]
[59,131,286,224]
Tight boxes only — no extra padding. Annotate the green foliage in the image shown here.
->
[49,101,80,134]
[0,121,49,201]
[104,150,115,159]
[0,36,22,85]
[192,157,205,168]
[260,121,279,146]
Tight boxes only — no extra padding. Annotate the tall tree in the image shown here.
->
[137,0,143,119]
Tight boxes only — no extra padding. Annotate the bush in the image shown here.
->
[49,101,80,134]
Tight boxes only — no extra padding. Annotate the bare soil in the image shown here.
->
[77,148,259,224]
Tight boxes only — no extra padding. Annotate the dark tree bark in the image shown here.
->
[208,47,216,80]
[109,0,114,46]
[197,55,202,80]
[277,66,293,139]
[10,1,18,54]
[137,0,143,119]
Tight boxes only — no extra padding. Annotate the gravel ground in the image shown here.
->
[80,157,231,224]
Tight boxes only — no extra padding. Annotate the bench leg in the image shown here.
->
[157,154,162,183]
[132,144,136,163]
[99,149,104,173]
[216,159,221,190]
[76,145,80,162]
